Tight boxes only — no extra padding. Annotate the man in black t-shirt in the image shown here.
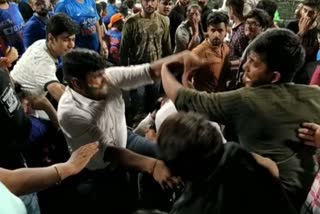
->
[287,0,319,83]
[0,70,31,169]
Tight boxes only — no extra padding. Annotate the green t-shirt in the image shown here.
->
[175,83,320,206]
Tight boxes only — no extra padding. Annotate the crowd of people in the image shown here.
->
[1,0,320,213]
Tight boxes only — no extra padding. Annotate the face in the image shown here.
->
[300,5,319,21]
[158,0,173,16]
[49,32,75,56]
[82,70,109,101]
[33,0,51,16]
[141,0,158,15]
[244,18,264,40]
[242,51,273,87]
[179,0,190,7]
[187,8,201,23]
[207,23,227,46]
[197,0,208,7]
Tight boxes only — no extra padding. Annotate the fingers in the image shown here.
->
[301,122,320,131]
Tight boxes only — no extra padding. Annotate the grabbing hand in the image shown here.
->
[298,122,320,148]
[152,160,182,189]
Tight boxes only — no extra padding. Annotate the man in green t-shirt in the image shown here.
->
[161,28,320,211]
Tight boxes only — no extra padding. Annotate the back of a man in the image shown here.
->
[161,28,319,210]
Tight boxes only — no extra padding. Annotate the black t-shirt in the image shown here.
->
[287,20,319,63]
[0,71,30,169]
[169,5,187,49]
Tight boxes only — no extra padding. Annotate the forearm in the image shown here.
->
[188,34,199,50]
[0,163,73,196]
[96,22,104,43]
[104,146,156,174]
[161,63,183,102]
[30,96,59,128]
[48,84,65,102]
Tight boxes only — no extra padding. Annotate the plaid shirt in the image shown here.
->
[301,171,320,214]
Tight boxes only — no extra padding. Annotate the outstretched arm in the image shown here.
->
[161,63,183,102]
[0,143,98,196]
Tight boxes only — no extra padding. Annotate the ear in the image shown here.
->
[270,71,281,84]
[70,78,84,91]
[47,33,55,43]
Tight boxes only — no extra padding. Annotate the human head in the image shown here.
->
[46,13,79,57]
[33,0,51,17]
[242,28,305,87]
[206,12,229,46]
[108,0,116,4]
[256,0,278,27]
[178,0,190,8]
[100,1,107,17]
[157,112,224,181]
[226,0,244,20]
[63,49,108,101]
[141,0,158,15]
[186,4,202,23]
[126,0,136,9]
[300,0,320,22]
[108,13,124,30]
[244,9,270,40]
[157,0,173,16]
[197,0,208,8]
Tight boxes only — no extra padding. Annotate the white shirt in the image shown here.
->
[58,64,153,170]
[10,40,59,97]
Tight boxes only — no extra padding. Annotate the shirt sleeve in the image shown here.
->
[35,61,59,91]
[105,64,154,90]
[174,25,189,53]
[175,87,243,124]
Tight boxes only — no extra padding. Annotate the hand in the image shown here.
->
[100,41,108,59]
[298,123,320,148]
[6,46,18,64]
[145,128,157,143]
[66,142,99,175]
[298,16,313,36]
[152,160,181,189]
[191,18,199,35]
[252,153,279,178]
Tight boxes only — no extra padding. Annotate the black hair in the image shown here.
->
[256,0,278,19]
[207,11,229,28]
[303,0,320,11]
[186,4,202,14]
[157,112,224,181]
[96,3,102,16]
[100,1,107,10]
[248,28,305,83]
[226,0,244,17]
[108,0,116,4]
[244,8,271,29]
[62,49,107,87]
[46,13,79,39]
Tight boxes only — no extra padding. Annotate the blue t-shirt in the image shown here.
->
[0,2,25,56]
[23,15,47,48]
[103,4,117,26]
[106,28,121,64]
[55,0,100,52]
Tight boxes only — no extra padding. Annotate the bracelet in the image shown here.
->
[151,160,158,175]
[53,165,62,185]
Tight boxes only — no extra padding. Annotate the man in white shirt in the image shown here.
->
[10,14,79,125]
[58,48,203,212]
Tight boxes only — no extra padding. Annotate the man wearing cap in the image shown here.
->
[106,13,124,65]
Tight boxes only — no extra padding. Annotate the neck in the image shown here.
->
[141,10,152,18]
[46,41,59,59]
[35,13,49,20]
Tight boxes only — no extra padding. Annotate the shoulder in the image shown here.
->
[125,14,140,24]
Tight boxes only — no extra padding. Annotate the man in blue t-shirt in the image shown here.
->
[0,0,25,56]
[23,0,51,48]
[104,0,118,26]
[55,0,107,58]
[106,13,123,65]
